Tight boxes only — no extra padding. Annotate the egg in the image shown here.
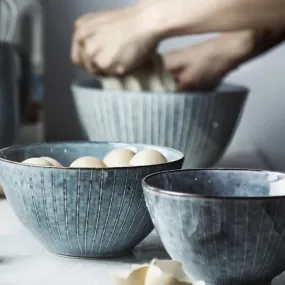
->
[129,150,168,166]
[103,148,136,167]
[41,157,62,167]
[22,157,54,166]
[70,156,106,168]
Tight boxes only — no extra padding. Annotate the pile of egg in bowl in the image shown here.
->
[0,141,184,258]
[21,147,168,168]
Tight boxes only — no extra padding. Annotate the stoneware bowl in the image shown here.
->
[72,79,248,168]
[142,169,285,285]
[0,141,184,258]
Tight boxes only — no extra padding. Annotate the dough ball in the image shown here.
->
[130,150,168,166]
[70,156,106,168]
[22,157,54,166]
[101,54,177,93]
[41,157,62,167]
[103,148,136,167]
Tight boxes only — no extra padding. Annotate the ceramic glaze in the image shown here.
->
[0,142,184,258]
[143,169,285,285]
[72,79,248,168]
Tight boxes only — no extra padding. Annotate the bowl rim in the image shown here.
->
[142,168,285,200]
[0,141,184,170]
[71,79,249,97]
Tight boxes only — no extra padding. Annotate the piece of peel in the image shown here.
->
[111,265,149,285]
[111,259,205,285]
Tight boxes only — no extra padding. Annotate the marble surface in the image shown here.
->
[0,199,285,285]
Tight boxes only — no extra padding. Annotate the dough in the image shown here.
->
[101,54,177,93]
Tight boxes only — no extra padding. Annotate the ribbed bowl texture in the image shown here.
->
[0,141,184,258]
[72,80,248,168]
[143,169,285,285]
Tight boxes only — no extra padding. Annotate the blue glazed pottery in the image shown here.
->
[72,79,248,168]
[143,169,285,285]
[0,141,184,258]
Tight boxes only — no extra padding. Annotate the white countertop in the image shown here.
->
[0,200,284,285]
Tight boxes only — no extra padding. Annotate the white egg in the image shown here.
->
[70,156,106,168]
[41,157,62,167]
[103,148,136,167]
[129,150,168,166]
[22,157,54,166]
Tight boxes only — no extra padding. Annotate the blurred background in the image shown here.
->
[9,0,285,170]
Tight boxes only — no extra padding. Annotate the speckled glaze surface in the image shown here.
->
[143,169,285,285]
[0,142,184,258]
[71,80,248,168]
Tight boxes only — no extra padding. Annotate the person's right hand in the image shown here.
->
[163,28,285,90]
[71,5,160,75]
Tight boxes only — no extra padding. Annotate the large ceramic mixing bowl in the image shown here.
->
[72,79,248,168]
[143,169,285,285]
[0,141,184,258]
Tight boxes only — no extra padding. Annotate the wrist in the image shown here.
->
[135,0,184,40]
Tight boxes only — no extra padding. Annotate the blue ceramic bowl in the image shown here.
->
[72,80,248,168]
[0,141,184,258]
[142,169,285,285]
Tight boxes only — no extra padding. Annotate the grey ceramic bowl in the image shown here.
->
[72,79,248,168]
[0,141,183,258]
[142,169,285,285]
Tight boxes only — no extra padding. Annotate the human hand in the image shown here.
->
[71,5,160,75]
[163,28,285,90]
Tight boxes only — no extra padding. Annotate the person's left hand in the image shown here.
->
[164,28,285,90]
[71,6,159,75]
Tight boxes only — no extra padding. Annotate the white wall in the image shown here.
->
[40,0,285,170]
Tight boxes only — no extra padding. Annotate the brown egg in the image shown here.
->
[70,156,106,168]
[22,157,54,166]
[129,150,168,166]
[103,148,136,167]
[41,157,62,167]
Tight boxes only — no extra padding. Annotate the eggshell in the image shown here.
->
[147,260,193,284]
[41,157,62,167]
[129,150,168,166]
[103,148,135,167]
[111,259,202,285]
[70,156,106,168]
[111,265,149,285]
[22,157,54,166]
[0,185,4,196]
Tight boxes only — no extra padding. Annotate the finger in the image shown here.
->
[71,36,82,65]
[163,52,185,73]
[75,10,119,41]
[82,50,99,74]
[74,12,97,28]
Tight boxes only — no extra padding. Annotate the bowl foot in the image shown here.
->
[205,280,272,285]
[45,249,134,259]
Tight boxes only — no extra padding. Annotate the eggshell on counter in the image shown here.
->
[111,259,202,285]
[70,156,106,168]
[129,150,167,166]
[103,148,136,167]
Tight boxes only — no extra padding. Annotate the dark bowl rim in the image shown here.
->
[142,168,285,200]
[0,141,184,170]
[71,79,249,97]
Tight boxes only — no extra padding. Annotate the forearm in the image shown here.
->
[139,0,285,39]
